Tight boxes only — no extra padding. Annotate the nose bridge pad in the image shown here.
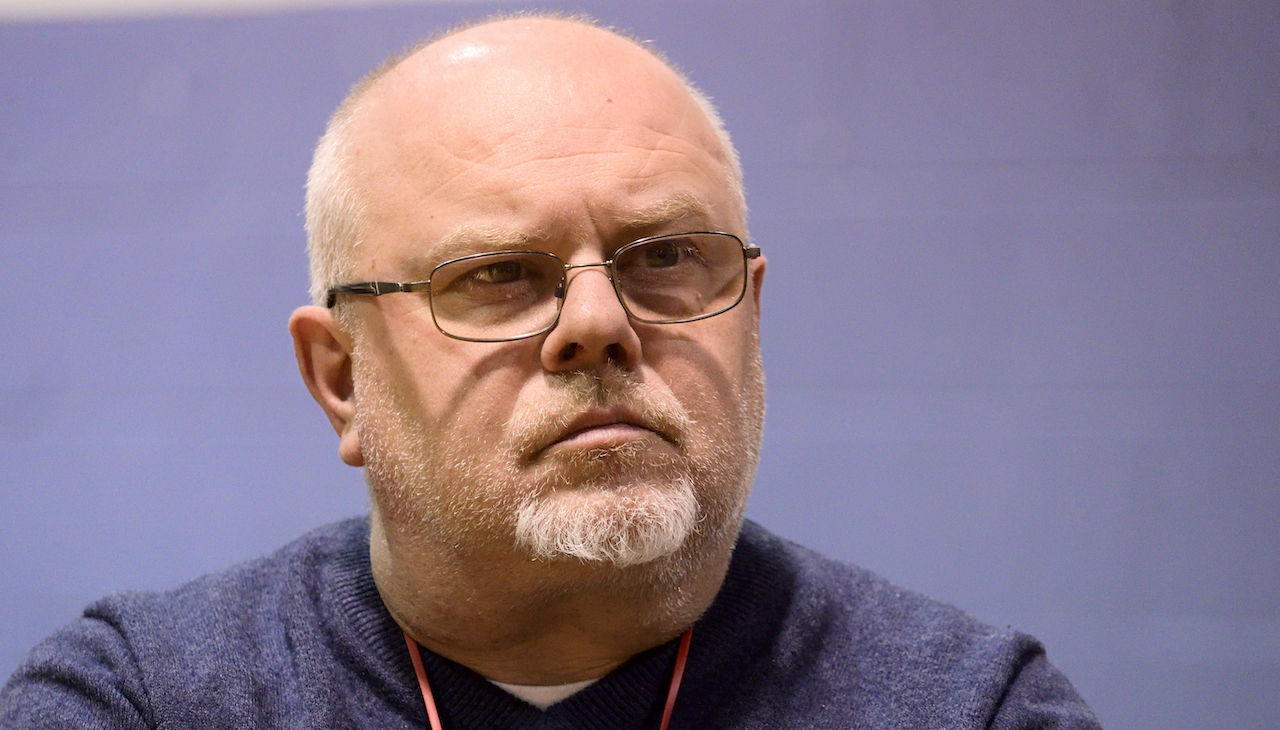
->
[556,262,614,302]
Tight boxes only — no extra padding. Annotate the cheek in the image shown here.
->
[652,320,765,461]
[418,344,543,439]
[650,331,755,422]
[356,323,487,435]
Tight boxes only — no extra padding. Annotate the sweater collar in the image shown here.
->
[319,518,795,730]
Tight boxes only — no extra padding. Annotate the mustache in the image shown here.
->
[508,367,693,462]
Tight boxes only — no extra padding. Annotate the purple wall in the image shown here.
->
[2,2,1277,727]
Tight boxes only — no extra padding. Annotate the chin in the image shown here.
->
[512,476,700,567]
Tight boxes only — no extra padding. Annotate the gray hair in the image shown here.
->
[304,13,746,307]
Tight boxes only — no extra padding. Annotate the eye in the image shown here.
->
[470,259,528,284]
[642,241,681,267]
[639,239,705,268]
[433,253,558,300]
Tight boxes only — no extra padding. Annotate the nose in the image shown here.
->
[540,264,642,372]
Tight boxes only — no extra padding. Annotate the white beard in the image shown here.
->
[514,471,699,566]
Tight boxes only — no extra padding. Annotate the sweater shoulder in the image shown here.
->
[90,516,370,623]
[714,521,1097,729]
[1,518,376,729]
[735,519,1015,653]
[85,516,374,678]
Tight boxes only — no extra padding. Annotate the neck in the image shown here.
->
[368,514,734,685]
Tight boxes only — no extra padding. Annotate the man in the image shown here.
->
[1,15,1099,729]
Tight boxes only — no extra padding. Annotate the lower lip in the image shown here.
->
[551,423,657,450]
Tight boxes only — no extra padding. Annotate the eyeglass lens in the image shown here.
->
[428,233,747,341]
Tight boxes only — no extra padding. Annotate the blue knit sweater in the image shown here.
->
[1,518,1099,729]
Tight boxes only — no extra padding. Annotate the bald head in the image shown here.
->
[304,15,745,306]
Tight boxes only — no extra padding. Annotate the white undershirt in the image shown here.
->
[489,677,600,709]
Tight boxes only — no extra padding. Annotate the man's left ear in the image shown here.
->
[750,254,766,310]
[288,305,364,467]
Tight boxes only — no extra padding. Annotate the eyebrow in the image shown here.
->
[398,192,718,276]
[401,226,541,277]
[615,192,715,231]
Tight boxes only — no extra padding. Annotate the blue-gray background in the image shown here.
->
[2,2,1277,727]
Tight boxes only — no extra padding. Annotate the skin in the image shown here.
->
[289,18,766,685]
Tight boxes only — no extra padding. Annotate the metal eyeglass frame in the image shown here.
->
[325,231,762,343]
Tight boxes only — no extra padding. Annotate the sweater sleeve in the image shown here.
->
[987,651,1102,730]
[0,615,154,730]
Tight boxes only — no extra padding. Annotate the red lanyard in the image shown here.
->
[404,627,693,730]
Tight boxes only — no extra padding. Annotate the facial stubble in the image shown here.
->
[354,343,764,593]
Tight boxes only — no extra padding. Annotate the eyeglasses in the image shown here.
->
[326,231,761,343]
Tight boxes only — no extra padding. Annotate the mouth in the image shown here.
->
[538,406,676,456]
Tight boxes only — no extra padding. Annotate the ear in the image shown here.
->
[289,305,364,467]
[749,254,766,311]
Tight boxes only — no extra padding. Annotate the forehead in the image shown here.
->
[342,21,741,269]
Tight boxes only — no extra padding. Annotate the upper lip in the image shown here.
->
[544,406,670,451]
[561,407,651,439]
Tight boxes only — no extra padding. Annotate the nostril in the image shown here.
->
[557,342,580,362]
[604,343,626,364]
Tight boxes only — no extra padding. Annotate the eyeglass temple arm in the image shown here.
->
[744,245,762,259]
[325,281,417,308]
